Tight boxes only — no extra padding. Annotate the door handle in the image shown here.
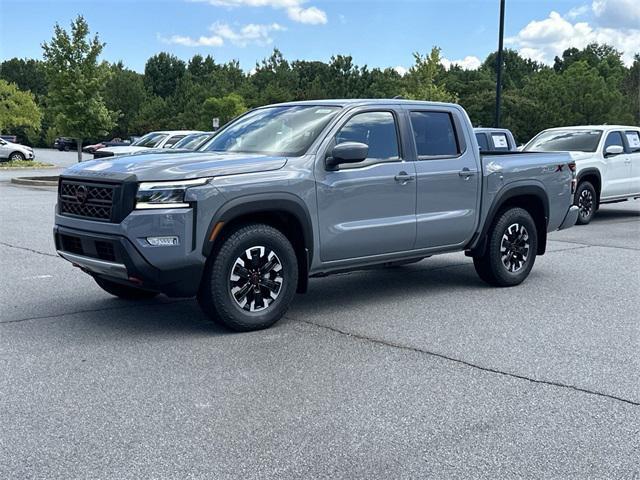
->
[394,172,415,184]
[459,168,476,179]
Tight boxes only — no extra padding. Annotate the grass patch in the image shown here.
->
[0,160,54,169]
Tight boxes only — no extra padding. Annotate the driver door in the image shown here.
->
[315,109,417,262]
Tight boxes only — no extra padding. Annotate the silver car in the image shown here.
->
[0,138,35,161]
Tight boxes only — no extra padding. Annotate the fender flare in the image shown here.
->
[576,168,602,199]
[202,192,314,261]
[471,183,550,256]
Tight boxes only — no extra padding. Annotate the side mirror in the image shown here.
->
[326,142,369,169]
[604,145,624,156]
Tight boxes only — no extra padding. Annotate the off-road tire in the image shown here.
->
[198,224,298,332]
[473,207,538,287]
[575,181,597,225]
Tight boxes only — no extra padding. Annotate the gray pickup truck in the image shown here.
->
[54,100,579,331]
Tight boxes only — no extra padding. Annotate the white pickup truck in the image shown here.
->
[524,126,640,224]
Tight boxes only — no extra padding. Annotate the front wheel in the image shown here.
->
[473,207,538,287]
[94,277,159,300]
[575,181,597,225]
[9,152,25,161]
[198,224,298,332]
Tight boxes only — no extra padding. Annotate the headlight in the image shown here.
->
[135,178,211,209]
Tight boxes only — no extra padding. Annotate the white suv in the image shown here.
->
[0,138,35,162]
[524,126,640,224]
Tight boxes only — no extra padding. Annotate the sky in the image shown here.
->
[1,0,639,73]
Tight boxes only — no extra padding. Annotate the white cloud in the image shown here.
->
[393,66,408,76]
[507,9,640,66]
[160,22,285,47]
[592,0,640,28]
[441,56,482,70]
[567,4,590,19]
[189,0,327,24]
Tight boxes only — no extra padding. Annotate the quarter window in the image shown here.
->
[335,111,399,160]
[410,111,459,157]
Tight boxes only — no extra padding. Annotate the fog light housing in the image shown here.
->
[146,236,179,246]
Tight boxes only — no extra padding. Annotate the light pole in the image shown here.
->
[494,0,506,127]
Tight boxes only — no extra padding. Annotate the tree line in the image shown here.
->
[1,15,638,156]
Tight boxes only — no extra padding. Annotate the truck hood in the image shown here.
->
[567,151,597,162]
[62,151,288,182]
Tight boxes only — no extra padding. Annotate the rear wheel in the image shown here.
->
[575,181,597,225]
[473,207,538,287]
[94,277,159,300]
[198,224,298,332]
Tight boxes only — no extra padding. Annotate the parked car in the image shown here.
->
[54,99,578,332]
[0,138,35,161]
[83,138,133,154]
[474,128,517,152]
[93,131,202,158]
[54,137,78,151]
[171,132,216,150]
[129,132,217,156]
[524,126,640,224]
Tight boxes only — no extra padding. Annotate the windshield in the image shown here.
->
[525,130,603,153]
[202,106,341,156]
[173,133,213,150]
[132,132,168,148]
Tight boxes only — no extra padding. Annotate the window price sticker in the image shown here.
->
[492,134,509,148]
[626,132,640,149]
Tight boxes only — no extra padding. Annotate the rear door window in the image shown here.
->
[410,111,460,157]
[625,131,640,153]
[491,133,510,151]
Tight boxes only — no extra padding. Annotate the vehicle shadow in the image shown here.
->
[593,204,640,222]
[289,259,485,317]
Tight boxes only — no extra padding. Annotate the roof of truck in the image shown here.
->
[268,99,460,108]
[542,125,640,131]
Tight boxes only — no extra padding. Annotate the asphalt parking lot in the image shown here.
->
[1,156,639,479]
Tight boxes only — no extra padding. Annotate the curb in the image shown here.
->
[0,166,59,171]
[11,176,59,187]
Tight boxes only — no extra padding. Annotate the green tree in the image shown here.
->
[623,54,640,125]
[0,79,42,143]
[144,52,186,98]
[0,58,48,101]
[403,47,456,102]
[103,62,147,137]
[201,93,247,130]
[42,15,114,161]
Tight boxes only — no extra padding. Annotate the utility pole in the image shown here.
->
[494,0,506,127]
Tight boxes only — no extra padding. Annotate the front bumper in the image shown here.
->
[54,212,206,297]
[558,205,579,230]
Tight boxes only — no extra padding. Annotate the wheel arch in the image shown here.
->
[202,193,313,293]
[576,168,602,203]
[471,184,549,257]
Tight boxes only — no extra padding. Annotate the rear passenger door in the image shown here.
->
[409,109,480,249]
[623,130,640,194]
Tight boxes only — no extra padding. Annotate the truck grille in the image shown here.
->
[59,180,116,221]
